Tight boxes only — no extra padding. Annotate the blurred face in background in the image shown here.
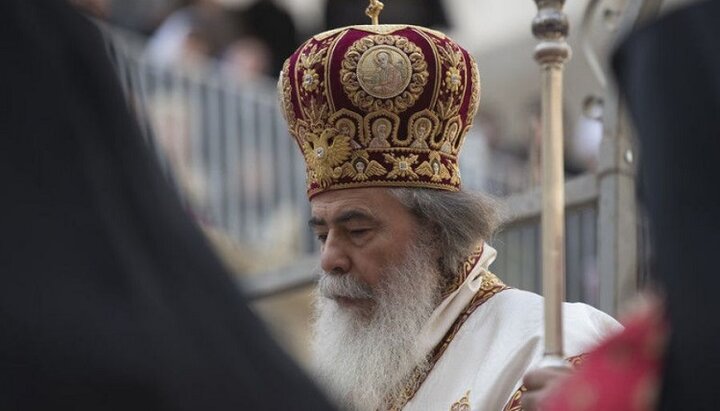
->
[309,188,443,410]
[220,37,271,82]
[179,31,212,66]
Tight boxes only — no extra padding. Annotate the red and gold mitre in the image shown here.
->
[278,13,480,198]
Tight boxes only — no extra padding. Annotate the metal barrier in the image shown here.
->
[103,27,314,264]
[495,174,600,306]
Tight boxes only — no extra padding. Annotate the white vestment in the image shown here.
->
[400,245,620,411]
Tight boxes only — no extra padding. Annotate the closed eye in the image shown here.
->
[349,229,370,237]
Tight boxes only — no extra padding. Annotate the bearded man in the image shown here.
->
[278,15,620,411]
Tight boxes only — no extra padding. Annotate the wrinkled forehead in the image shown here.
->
[310,187,410,225]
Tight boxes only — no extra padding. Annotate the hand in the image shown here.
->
[519,366,571,411]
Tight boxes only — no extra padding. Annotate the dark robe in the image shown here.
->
[0,0,333,409]
[613,0,720,408]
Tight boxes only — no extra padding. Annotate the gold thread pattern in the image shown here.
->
[387,270,509,410]
[364,109,400,147]
[341,35,429,113]
[329,108,365,144]
[357,45,413,98]
[280,25,481,198]
[468,58,481,123]
[337,150,387,181]
[450,391,471,411]
[442,243,485,298]
[445,66,462,93]
[279,59,296,130]
[384,153,419,180]
[301,68,320,91]
[501,354,589,411]
[405,109,440,148]
[417,151,451,182]
[441,116,463,155]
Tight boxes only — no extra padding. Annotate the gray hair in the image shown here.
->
[388,188,505,281]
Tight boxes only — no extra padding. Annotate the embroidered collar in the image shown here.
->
[385,244,509,410]
[441,242,485,298]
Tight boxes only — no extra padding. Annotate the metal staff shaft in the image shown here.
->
[532,0,571,362]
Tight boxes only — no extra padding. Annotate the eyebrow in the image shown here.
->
[308,209,376,228]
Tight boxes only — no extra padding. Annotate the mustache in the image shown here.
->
[317,272,374,300]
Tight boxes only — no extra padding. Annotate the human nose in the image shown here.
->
[319,232,351,275]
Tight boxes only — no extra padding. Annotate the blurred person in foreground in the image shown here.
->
[0,0,334,409]
[277,4,620,410]
[521,0,720,409]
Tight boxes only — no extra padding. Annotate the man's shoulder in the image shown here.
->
[463,288,620,348]
[488,288,618,324]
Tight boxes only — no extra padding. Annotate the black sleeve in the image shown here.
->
[0,0,334,410]
[612,1,720,409]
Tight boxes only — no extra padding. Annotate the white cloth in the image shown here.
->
[403,245,621,411]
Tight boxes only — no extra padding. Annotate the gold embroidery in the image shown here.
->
[442,243,485,298]
[357,45,413,99]
[502,385,526,411]
[429,38,467,155]
[281,25,482,198]
[441,116,463,155]
[313,27,345,41]
[384,153,419,180]
[279,59,295,129]
[437,42,464,94]
[324,30,348,113]
[428,99,461,150]
[329,108,365,144]
[369,118,393,147]
[300,126,352,188]
[298,44,327,70]
[309,179,460,197]
[449,162,461,186]
[468,58,481,122]
[301,68,320,91]
[335,118,357,140]
[338,150,387,181]
[417,151,451,182]
[445,66,462,93]
[340,34,428,113]
[349,24,411,35]
[293,40,332,119]
[364,109,400,147]
[406,109,440,148]
[450,391,471,411]
[501,354,589,411]
[325,24,447,37]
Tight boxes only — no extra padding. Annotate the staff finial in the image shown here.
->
[366,0,384,25]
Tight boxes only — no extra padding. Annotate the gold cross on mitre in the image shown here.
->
[365,0,384,25]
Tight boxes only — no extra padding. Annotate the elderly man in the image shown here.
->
[278,20,619,411]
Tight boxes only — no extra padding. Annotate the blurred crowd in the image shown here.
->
[70,0,603,200]
[70,0,449,81]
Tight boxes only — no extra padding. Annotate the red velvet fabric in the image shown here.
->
[541,303,667,411]
[280,25,480,198]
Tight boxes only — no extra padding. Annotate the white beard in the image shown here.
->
[311,242,442,411]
